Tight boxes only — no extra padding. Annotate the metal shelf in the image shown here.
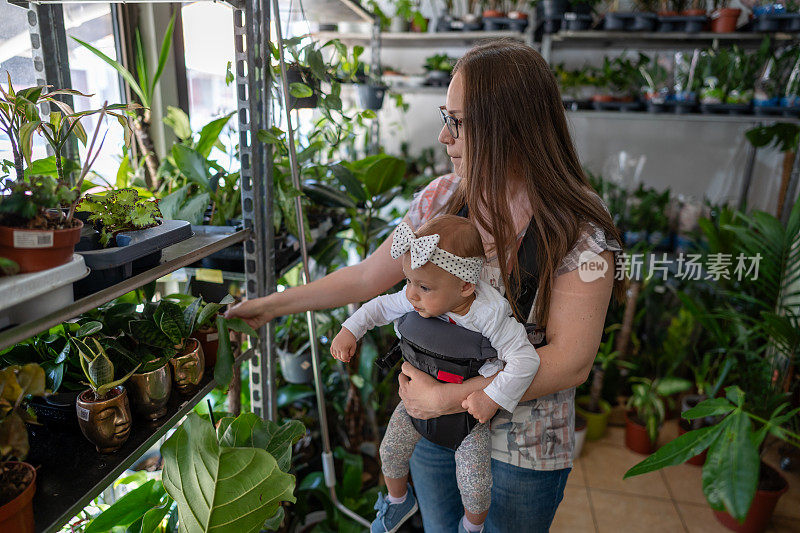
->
[30,349,255,533]
[548,29,796,46]
[315,29,527,46]
[0,229,250,351]
[566,109,800,124]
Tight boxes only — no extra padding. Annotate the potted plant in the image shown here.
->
[507,0,530,31]
[0,363,46,533]
[625,376,691,454]
[423,54,456,87]
[639,55,670,112]
[591,55,647,110]
[709,0,741,32]
[355,66,388,111]
[127,350,172,422]
[533,0,568,32]
[626,388,798,532]
[563,0,598,30]
[0,176,81,274]
[72,336,139,453]
[631,0,659,30]
[389,0,429,31]
[576,325,630,441]
[128,300,205,394]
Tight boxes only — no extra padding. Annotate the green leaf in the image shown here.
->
[175,192,211,226]
[157,301,187,345]
[289,82,313,98]
[151,14,176,97]
[361,155,406,196]
[85,480,167,533]
[197,303,224,329]
[196,112,234,158]
[172,144,211,190]
[76,321,103,338]
[214,315,233,387]
[262,506,284,532]
[225,317,258,338]
[682,398,735,421]
[655,377,692,397]
[161,412,296,533]
[139,495,173,533]
[183,297,202,334]
[163,106,192,140]
[361,109,377,119]
[330,163,366,202]
[277,384,315,408]
[702,411,759,521]
[72,36,146,105]
[129,320,174,349]
[725,386,745,408]
[625,425,720,478]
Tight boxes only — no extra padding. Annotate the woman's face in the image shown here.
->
[438,72,466,176]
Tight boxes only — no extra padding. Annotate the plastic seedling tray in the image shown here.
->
[0,254,88,330]
[74,219,192,298]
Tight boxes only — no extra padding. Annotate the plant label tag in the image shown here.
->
[196,268,223,284]
[13,230,54,248]
[77,406,90,421]
[300,361,311,370]
[207,332,219,342]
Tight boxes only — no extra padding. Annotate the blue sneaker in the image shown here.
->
[370,483,419,533]
[457,518,484,533]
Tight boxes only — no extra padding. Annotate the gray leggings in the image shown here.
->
[379,401,492,514]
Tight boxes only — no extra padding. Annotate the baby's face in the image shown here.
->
[402,255,470,318]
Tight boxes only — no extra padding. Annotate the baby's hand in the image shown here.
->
[331,327,357,362]
[461,390,500,424]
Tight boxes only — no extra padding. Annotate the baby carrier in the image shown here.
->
[377,210,546,450]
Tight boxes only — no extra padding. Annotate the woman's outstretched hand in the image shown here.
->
[224,297,274,330]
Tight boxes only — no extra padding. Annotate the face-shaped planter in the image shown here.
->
[76,386,132,454]
[169,338,205,394]
[129,363,172,420]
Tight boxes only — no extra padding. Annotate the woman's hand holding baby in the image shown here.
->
[462,390,500,424]
[331,327,357,362]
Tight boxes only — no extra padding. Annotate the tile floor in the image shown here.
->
[551,420,800,533]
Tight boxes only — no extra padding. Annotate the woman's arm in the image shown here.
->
[399,251,615,419]
[225,235,405,328]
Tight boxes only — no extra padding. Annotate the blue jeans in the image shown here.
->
[409,437,570,533]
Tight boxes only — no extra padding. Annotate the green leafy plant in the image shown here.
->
[587,324,633,413]
[73,14,176,188]
[0,175,77,230]
[73,336,140,400]
[85,412,304,533]
[424,54,456,74]
[77,188,162,247]
[0,363,46,461]
[627,376,692,443]
[626,387,800,522]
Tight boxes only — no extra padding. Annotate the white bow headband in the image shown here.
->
[390,222,484,284]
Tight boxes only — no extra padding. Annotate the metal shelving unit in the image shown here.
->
[315,29,528,46]
[565,109,800,124]
[0,229,250,351]
[29,349,254,533]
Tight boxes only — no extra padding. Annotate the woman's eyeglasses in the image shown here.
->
[439,105,463,139]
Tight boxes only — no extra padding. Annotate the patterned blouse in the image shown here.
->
[404,174,623,471]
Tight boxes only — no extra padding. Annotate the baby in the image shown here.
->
[330,215,541,533]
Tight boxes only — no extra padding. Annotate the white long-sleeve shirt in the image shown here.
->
[341,281,540,413]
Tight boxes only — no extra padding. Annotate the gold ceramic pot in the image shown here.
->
[75,386,132,454]
[129,363,172,420]
[170,338,204,394]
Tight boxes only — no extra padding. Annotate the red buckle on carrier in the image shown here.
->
[437,370,464,384]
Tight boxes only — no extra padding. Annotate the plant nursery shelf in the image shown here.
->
[566,110,800,124]
[28,348,254,533]
[547,30,798,48]
[0,229,250,352]
[314,30,527,46]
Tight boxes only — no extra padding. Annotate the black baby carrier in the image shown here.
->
[377,210,546,450]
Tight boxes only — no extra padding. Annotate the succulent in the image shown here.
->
[74,336,139,400]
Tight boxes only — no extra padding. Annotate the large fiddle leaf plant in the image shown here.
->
[85,412,304,533]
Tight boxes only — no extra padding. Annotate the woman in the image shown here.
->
[228,39,624,532]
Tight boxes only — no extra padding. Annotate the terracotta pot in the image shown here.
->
[682,8,707,16]
[129,363,172,420]
[76,386,132,453]
[592,94,617,102]
[658,10,678,16]
[196,325,220,370]
[678,420,707,466]
[575,396,612,441]
[710,8,740,32]
[410,17,429,32]
[624,411,657,455]
[170,339,205,394]
[482,9,505,17]
[0,462,36,533]
[508,10,528,19]
[0,219,82,274]
[713,464,789,533]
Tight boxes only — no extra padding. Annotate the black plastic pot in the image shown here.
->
[631,12,657,31]
[754,104,785,116]
[539,16,564,33]
[647,100,668,113]
[461,21,483,30]
[658,15,681,31]
[483,17,510,30]
[508,18,529,31]
[564,13,593,30]
[74,219,192,298]
[355,84,387,111]
[592,100,644,111]
[540,0,569,19]
[424,70,452,87]
[604,11,634,30]
[287,65,320,109]
[700,102,753,115]
[29,391,80,430]
[753,14,782,31]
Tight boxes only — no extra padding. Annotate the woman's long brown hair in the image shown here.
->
[441,39,626,326]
